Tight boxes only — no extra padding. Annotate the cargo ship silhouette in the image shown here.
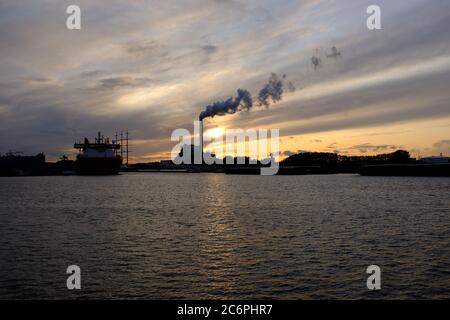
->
[74,132,122,175]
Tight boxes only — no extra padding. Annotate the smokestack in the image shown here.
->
[199,119,203,164]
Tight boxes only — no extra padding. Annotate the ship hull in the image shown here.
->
[75,156,122,175]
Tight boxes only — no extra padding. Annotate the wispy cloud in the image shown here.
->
[1,0,450,160]
[97,76,155,90]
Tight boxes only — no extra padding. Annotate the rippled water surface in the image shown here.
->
[0,173,449,299]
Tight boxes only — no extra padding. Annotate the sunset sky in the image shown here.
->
[1,0,450,162]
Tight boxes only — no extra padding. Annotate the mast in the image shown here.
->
[114,132,118,156]
[120,131,123,159]
[126,130,129,166]
[199,120,203,163]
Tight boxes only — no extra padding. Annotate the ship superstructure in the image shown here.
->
[74,132,122,175]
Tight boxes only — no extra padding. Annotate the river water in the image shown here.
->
[0,173,449,299]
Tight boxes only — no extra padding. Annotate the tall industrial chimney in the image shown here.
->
[199,119,203,164]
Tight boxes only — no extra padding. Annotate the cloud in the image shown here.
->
[97,77,154,90]
[410,139,450,158]
[432,139,450,150]
[283,150,295,156]
[311,55,321,69]
[81,70,102,78]
[201,45,219,54]
[348,143,400,154]
[326,142,338,149]
[122,40,162,57]
[25,77,54,83]
[326,46,341,59]
[228,58,450,137]
[1,0,450,161]
[427,139,450,156]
